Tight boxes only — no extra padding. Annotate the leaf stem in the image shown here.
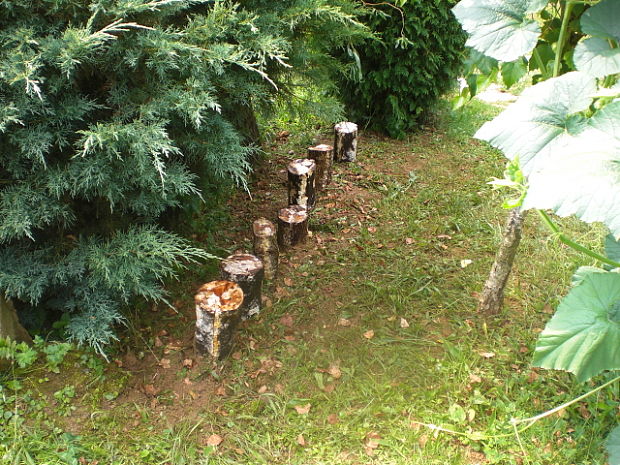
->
[412,374,620,442]
[553,1,575,78]
[537,210,620,268]
[511,374,620,426]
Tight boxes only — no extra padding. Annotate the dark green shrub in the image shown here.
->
[340,0,466,138]
[0,0,290,351]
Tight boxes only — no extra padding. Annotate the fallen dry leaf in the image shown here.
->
[367,226,377,234]
[327,413,339,425]
[363,330,375,339]
[294,404,311,415]
[158,358,171,369]
[283,277,294,287]
[144,384,158,396]
[323,383,336,393]
[478,352,495,359]
[400,318,410,328]
[337,318,352,327]
[183,377,193,386]
[469,373,482,384]
[418,434,429,448]
[154,336,164,347]
[182,358,194,369]
[215,385,227,396]
[460,259,473,268]
[364,431,381,455]
[206,434,223,447]
[297,434,306,446]
[327,364,342,379]
[280,314,294,328]
[258,385,268,394]
[232,351,242,360]
[405,237,414,245]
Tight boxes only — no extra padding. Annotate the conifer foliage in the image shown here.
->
[339,0,466,138]
[0,0,294,351]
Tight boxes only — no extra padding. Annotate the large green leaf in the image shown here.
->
[607,425,620,465]
[533,272,620,382]
[521,101,620,237]
[606,234,620,264]
[452,0,547,62]
[475,72,597,172]
[580,0,620,41]
[501,58,528,87]
[575,37,620,78]
[575,0,620,78]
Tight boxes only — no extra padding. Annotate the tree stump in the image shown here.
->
[307,144,333,190]
[277,205,308,248]
[288,158,316,210]
[253,218,279,280]
[194,281,244,360]
[334,122,358,162]
[479,208,526,315]
[220,254,264,320]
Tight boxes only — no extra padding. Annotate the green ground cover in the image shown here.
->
[1,100,616,465]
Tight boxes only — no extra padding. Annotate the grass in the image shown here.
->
[1,99,618,465]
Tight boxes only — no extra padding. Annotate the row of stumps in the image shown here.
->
[194,122,359,361]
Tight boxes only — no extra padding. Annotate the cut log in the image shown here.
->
[194,281,244,360]
[220,254,264,320]
[277,205,308,248]
[479,208,526,315]
[334,122,358,162]
[307,144,333,190]
[0,296,32,344]
[253,218,279,280]
[288,158,316,210]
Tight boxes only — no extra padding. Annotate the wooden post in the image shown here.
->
[194,281,244,360]
[288,158,316,210]
[220,254,264,320]
[334,122,358,162]
[277,205,308,248]
[307,144,333,190]
[253,218,279,280]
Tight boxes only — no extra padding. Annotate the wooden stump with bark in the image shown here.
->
[288,158,316,210]
[194,281,244,360]
[220,254,264,320]
[277,205,308,248]
[307,144,333,190]
[479,208,526,315]
[334,122,358,162]
[253,218,279,280]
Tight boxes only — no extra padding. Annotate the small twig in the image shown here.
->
[361,1,406,37]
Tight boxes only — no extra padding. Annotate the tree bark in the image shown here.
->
[253,218,279,280]
[277,205,308,248]
[334,122,358,162]
[0,296,32,344]
[288,158,316,210]
[220,254,264,320]
[194,281,244,360]
[479,208,526,315]
[307,144,333,190]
